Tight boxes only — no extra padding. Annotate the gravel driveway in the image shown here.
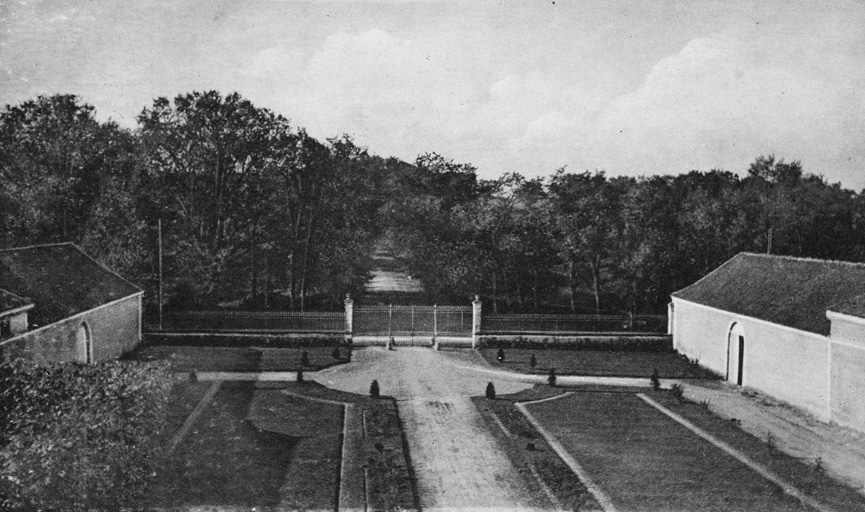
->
[313,347,546,511]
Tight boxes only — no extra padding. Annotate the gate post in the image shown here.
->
[472,295,482,348]
[344,294,354,343]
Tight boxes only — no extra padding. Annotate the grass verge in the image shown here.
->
[479,348,718,379]
[125,344,351,372]
[650,389,865,512]
[472,386,603,512]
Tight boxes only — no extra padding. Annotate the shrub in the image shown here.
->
[496,348,505,362]
[547,368,557,387]
[669,383,684,401]
[297,370,304,383]
[0,359,172,512]
[331,347,341,360]
[529,354,537,369]
[650,368,661,390]
[485,382,496,400]
[370,379,380,398]
[300,350,310,367]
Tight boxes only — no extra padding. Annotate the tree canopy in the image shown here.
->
[3,92,864,314]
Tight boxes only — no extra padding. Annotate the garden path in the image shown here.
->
[312,347,546,511]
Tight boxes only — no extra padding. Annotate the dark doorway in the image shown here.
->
[736,335,745,385]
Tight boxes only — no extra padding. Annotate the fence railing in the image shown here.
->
[481,314,667,334]
[146,305,667,337]
[155,310,345,333]
[354,305,472,336]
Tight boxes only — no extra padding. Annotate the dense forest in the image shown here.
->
[2,92,864,315]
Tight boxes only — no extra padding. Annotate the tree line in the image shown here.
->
[2,92,864,314]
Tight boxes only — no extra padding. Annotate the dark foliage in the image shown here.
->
[0,359,172,511]
[485,381,496,400]
[370,379,380,398]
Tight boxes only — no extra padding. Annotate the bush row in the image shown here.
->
[0,359,173,512]
[145,333,348,348]
[479,335,673,352]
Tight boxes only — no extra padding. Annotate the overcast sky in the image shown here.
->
[2,0,864,189]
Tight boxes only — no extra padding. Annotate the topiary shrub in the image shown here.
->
[529,354,537,369]
[496,348,505,362]
[669,383,684,401]
[331,347,341,360]
[300,350,310,367]
[370,379,380,398]
[650,368,661,390]
[0,359,172,512]
[547,367,557,387]
[485,382,496,400]
[297,370,304,383]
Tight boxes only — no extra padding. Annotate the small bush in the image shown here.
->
[332,347,341,360]
[547,368,557,387]
[650,368,661,390]
[0,359,172,512]
[529,354,537,369]
[496,348,506,362]
[485,382,496,400]
[669,383,684,401]
[300,350,310,367]
[370,379,380,398]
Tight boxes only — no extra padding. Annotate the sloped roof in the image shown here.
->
[827,293,865,319]
[0,288,33,316]
[672,252,865,336]
[0,243,141,327]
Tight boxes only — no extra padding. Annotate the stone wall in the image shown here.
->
[673,298,831,421]
[0,294,141,364]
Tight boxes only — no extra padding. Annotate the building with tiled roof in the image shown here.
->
[671,253,865,434]
[0,243,143,364]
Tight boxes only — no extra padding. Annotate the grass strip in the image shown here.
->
[650,389,865,512]
[479,348,718,379]
[473,386,603,511]
[125,344,351,372]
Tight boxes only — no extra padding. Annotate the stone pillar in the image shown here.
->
[472,295,482,348]
[9,312,28,334]
[344,294,354,343]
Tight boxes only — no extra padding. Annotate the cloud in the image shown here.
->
[583,28,865,176]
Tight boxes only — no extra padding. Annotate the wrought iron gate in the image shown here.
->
[353,305,472,336]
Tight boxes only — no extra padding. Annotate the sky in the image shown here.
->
[2,0,864,190]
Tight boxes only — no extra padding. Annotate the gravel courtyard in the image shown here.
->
[313,347,547,511]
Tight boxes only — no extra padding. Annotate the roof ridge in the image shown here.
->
[740,252,865,268]
[671,252,745,297]
[67,243,143,293]
[0,242,73,253]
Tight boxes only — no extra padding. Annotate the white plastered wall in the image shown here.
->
[673,298,831,421]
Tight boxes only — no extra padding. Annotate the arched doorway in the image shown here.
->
[76,322,93,364]
[727,323,745,385]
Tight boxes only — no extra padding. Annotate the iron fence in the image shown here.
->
[155,310,345,333]
[353,305,472,336]
[481,313,667,334]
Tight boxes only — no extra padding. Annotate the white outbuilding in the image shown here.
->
[671,252,865,434]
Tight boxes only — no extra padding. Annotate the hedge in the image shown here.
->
[0,358,172,512]
[480,335,673,352]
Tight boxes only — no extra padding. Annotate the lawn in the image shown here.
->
[150,379,417,510]
[473,387,603,511]
[524,390,849,511]
[125,344,350,372]
[651,391,865,512]
[479,348,717,378]
[148,382,312,508]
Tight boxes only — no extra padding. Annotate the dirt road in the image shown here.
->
[313,348,545,511]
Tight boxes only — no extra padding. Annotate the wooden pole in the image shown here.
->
[158,219,163,331]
